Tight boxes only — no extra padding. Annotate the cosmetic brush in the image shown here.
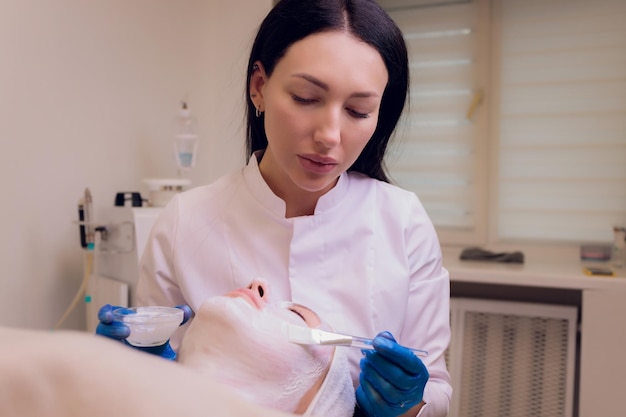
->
[286,324,428,357]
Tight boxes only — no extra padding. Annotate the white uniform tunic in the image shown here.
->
[137,153,452,416]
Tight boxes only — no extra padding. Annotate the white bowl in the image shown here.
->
[113,306,184,347]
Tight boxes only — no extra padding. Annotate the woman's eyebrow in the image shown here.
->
[291,73,380,98]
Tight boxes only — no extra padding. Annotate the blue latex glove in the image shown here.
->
[356,331,429,417]
[95,304,193,361]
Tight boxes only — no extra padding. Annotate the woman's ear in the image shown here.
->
[250,61,267,112]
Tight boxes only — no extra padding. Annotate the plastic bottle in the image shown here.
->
[174,101,199,172]
[611,226,626,269]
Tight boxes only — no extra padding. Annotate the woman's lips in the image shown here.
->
[298,154,338,174]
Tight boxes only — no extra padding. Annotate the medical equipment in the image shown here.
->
[55,190,97,330]
[72,101,199,330]
[81,100,200,328]
[78,199,87,248]
[112,306,184,347]
[286,324,428,357]
[142,178,191,207]
[84,188,95,248]
[85,205,163,332]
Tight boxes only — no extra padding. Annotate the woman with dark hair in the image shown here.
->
[99,1,452,416]
[246,0,409,182]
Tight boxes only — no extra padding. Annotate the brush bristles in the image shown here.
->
[286,324,318,345]
[286,324,356,347]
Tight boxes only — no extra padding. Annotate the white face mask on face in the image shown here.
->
[177,296,333,413]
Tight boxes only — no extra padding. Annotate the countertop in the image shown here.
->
[442,246,626,290]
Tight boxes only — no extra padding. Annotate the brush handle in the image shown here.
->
[350,336,428,357]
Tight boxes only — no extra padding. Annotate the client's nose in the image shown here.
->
[248,279,268,301]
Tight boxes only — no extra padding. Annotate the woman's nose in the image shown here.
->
[314,108,341,148]
[247,279,268,301]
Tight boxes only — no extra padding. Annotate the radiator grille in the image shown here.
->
[447,299,577,417]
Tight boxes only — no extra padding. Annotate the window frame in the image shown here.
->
[384,0,626,260]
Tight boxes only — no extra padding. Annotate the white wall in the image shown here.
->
[0,0,272,330]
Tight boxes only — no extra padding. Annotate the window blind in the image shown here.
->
[496,0,626,243]
[383,1,485,241]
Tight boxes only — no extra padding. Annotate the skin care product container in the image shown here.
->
[174,101,199,172]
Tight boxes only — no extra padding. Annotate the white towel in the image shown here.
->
[304,347,356,417]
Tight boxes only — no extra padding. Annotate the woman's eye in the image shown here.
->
[348,108,370,119]
[288,307,306,322]
[292,94,316,104]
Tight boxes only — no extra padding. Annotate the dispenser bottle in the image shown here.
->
[174,101,199,172]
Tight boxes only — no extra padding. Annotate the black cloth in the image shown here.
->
[459,247,524,264]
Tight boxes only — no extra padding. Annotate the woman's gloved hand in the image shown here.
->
[356,331,429,417]
[95,304,193,361]
[95,304,131,341]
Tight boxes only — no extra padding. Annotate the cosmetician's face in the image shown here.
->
[251,30,388,198]
[177,280,333,414]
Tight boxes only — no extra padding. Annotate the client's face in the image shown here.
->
[177,280,333,414]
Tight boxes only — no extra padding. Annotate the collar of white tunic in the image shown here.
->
[243,150,351,217]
